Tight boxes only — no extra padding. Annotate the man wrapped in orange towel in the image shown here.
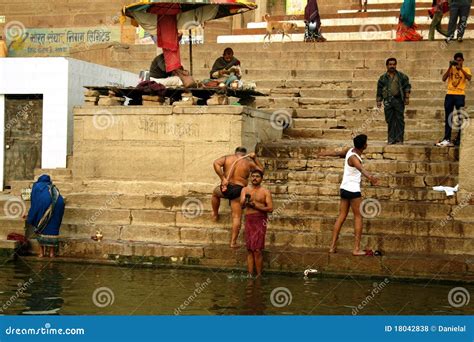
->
[240,170,273,277]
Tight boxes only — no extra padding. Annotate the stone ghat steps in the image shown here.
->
[101,37,474,54]
[264,88,467,100]
[246,195,471,220]
[0,217,26,239]
[60,196,463,224]
[258,107,460,122]
[61,191,469,219]
[60,187,472,220]
[103,40,474,74]
[256,97,474,109]
[0,195,30,239]
[257,6,461,22]
[258,141,459,162]
[285,127,442,141]
[110,40,470,56]
[108,57,473,78]
[264,157,459,176]
[267,8,435,21]
[181,40,474,54]
[189,67,467,81]
[59,191,473,227]
[290,108,448,120]
[291,118,447,130]
[121,56,469,77]
[0,195,31,216]
[7,167,74,197]
[8,180,74,197]
[258,79,467,91]
[56,208,473,256]
[184,57,474,71]
[227,27,467,43]
[266,183,459,204]
[257,96,473,110]
[264,169,458,190]
[181,51,474,64]
[33,167,72,179]
[0,239,19,260]
[39,238,474,282]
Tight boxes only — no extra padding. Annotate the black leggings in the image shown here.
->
[443,94,465,141]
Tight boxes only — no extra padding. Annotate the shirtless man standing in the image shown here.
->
[240,170,273,277]
[212,147,264,248]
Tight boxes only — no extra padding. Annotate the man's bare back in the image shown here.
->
[222,154,258,187]
[212,148,264,247]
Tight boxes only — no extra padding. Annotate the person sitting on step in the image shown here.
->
[149,32,194,87]
[210,47,241,87]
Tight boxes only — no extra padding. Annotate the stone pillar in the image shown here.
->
[459,122,474,193]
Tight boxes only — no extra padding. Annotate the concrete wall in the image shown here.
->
[0,58,137,188]
[73,105,282,192]
[0,58,69,173]
[66,58,138,153]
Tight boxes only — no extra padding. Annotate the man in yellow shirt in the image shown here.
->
[437,52,471,147]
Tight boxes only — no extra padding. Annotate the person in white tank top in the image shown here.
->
[319,135,378,256]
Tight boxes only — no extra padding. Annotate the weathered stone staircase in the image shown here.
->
[222,1,474,42]
[3,39,474,281]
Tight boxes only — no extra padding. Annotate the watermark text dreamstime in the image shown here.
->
[0,278,34,313]
[352,278,390,315]
[4,323,85,336]
[174,278,212,315]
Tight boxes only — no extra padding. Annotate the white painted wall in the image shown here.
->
[67,58,138,153]
[0,57,137,189]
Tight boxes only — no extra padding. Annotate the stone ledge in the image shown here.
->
[75,105,253,116]
[43,238,474,283]
[0,239,19,249]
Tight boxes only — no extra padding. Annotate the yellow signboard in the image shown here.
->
[6,27,120,57]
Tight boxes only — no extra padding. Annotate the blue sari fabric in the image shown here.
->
[26,175,65,236]
[400,0,416,27]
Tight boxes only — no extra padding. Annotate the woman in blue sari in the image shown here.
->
[396,0,423,41]
[26,174,65,258]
